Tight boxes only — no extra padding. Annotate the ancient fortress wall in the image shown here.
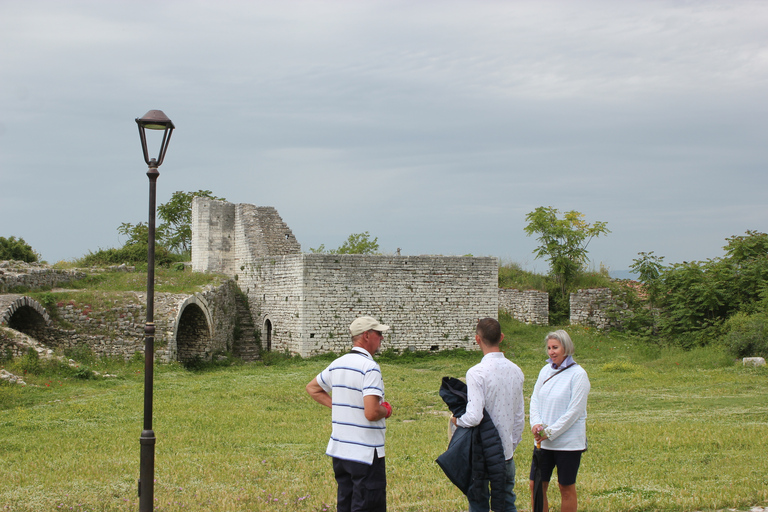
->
[236,253,498,357]
[193,197,498,357]
[498,288,549,325]
[1,281,239,363]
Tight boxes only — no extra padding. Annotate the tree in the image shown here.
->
[630,251,665,307]
[630,231,768,348]
[157,190,225,254]
[524,206,610,295]
[309,232,380,255]
[336,231,380,254]
[0,236,39,263]
[118,190,224,255]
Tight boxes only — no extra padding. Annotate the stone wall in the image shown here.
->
[0,261,86,293]
[569,288,627,330]
[498,288,549,325]
[192,198,300,276]
[237,253,499,357]
[193,197,500,357]
[1,280,240,363]
[168,280,241,362]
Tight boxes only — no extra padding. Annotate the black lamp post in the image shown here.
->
[135,110,174,512]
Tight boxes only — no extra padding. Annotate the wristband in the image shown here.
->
[381,401,392,418]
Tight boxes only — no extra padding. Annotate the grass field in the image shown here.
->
[1,321,767,511]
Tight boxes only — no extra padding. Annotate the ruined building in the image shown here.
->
[191,197,498,357]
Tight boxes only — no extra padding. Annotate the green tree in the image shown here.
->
[524,206,610,295]
[117,222,152,247]
[634,231,768,348]
[157,190,224,254]
[0,236,39,263]
[630,251,665,307]
[118,190,224,255]
[336,231,379,254]
[309,232,380,255]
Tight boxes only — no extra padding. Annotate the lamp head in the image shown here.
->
[136,110,175,167]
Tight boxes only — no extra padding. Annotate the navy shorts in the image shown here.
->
[529,448,583,486]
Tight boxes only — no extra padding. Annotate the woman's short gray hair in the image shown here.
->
[545,330,575,356]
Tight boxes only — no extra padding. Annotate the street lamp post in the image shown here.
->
[135,110,174,512]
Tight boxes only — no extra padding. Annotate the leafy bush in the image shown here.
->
[724,312,768,358]
[72,365,95,379]
[629,231,768,348]
[0,236,39,263]
[75,244,182,267]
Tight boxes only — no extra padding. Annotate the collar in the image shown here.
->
[547,355,575,370]
[350,347,373,358]
[482,352,505,360]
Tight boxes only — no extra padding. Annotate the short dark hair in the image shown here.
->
[476,317,502,345]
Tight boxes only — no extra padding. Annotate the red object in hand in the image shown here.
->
[381,401,392,418]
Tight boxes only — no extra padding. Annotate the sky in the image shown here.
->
[1,1,766,275]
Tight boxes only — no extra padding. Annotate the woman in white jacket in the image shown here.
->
[529,330,590,512]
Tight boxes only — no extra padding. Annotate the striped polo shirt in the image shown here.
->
[316,347,386,465]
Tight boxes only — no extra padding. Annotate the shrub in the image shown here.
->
[724,312,768,358]
[75,244,182,267]
[0,236,39,263]
[18,347,41,374]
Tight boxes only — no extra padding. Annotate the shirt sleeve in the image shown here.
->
[456,368,484,428]
[317,368,332,393]
[362,364,384,398]
[529,369,544,427]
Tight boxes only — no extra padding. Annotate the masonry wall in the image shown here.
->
[0,261,86,293]
[237,254,304,355]
[236,253,498,357]
[498,288,549,325]
[1,281,239,363]
[191,199,237,275]
[570,288,625,330]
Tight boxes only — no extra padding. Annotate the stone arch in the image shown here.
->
[172,295,214,363]
[0,296,52,341]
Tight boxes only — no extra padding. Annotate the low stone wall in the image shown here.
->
[570,288,629,330]
[498,288,549,325]
[0,261,86,292]
[1,280,240,363]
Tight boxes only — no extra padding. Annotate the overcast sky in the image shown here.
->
[1,1,766,274]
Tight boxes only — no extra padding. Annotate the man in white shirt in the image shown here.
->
[452,317,525,512]
[306,316,393,512]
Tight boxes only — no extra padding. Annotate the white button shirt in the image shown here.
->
[456,352,525,460]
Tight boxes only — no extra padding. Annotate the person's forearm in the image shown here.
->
[306,379,332,408]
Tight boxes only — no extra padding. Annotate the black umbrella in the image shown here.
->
[532,440,544,512]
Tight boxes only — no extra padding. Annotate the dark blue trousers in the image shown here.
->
[332,452,386,512]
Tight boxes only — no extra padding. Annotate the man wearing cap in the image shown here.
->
[306,316,393,512]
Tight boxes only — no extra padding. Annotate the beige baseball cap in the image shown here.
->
[349,316,391,336]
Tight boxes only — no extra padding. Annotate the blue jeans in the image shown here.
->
[468,458,517,512]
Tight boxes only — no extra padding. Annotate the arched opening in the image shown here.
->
[175,303,211,363]
[8,306,48,336]
[3,297,53,345]
[264,318,272,352]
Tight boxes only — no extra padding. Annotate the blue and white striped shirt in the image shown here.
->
[316,348,386,464]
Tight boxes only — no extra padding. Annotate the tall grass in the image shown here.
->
[1,323,766,511]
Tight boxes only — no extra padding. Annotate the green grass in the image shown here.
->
[22,268,227,318]
[1,323,767,511]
